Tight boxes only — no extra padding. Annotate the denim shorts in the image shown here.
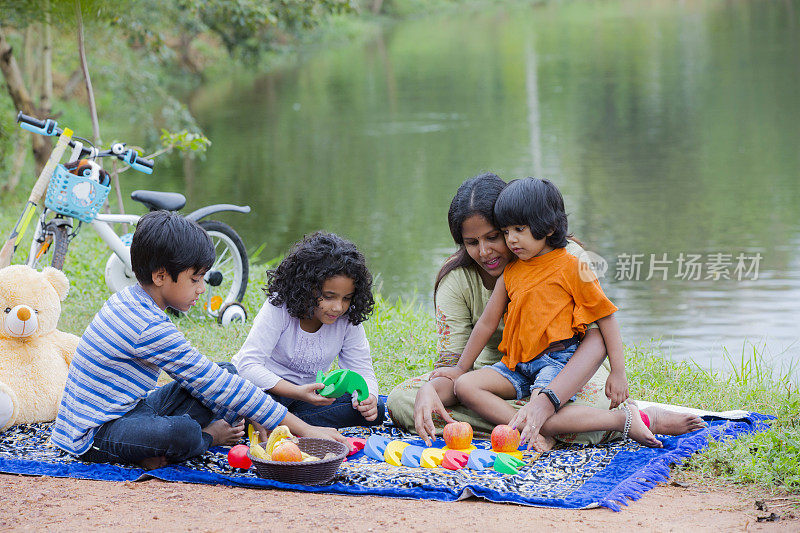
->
[489,344,579,401]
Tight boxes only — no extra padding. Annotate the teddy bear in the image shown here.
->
[0,265,80,432]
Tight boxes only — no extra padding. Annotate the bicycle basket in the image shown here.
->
[45,164,111,223]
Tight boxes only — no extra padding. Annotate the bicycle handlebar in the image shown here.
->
[16,112,154,174]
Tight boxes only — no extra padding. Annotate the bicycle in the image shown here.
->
[12,112,250,325]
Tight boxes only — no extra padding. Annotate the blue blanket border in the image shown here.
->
[0,412,773,509]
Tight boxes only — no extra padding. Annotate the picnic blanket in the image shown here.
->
[0,402,772,510]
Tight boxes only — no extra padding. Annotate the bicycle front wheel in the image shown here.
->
[198,220,249,317]
[27,222,70,270]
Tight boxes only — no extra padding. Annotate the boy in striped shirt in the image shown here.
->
[52,211,347,469]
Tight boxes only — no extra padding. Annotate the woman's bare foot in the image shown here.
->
[137,456,167,470]
[531,434,557,453]
[623,402,663,448]
[643,407,707,436]
[202,419,245,447]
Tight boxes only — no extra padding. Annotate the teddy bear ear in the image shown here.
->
[42,267,70,301]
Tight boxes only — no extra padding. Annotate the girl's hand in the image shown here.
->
[429,365,466,383]
[296,383,336,406]
[353,393,379,421]
[249,419,270,444]
[414,382,455,446]
[605,370,629,409]
[508,394,554,451]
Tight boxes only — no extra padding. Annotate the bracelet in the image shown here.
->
[538,387,562,412]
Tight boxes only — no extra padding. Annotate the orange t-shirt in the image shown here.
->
[498,248,618,370]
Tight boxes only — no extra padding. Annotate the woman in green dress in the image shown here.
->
[386,173,705,449]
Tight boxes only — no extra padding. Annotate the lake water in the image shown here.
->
[139,1,800,380]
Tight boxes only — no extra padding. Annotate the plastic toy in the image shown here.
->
[442,450,469,471]
[400,445,425,467]
[227,444,252,469]
[420,448,445,468]
[493,453,526,475]
[346,437,366,456]
[443,444,477,453]
[316,369,369,402]
[466,449,497,471]
[364,435,391,461]
[384,441,410,466]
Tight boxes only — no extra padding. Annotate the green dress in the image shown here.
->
[386,242,613,444]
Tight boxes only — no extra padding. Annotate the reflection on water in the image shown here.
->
[137,0,800,380]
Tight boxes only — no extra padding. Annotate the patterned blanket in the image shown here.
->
[0,412,771,510]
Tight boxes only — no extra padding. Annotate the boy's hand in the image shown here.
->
[300,425,349,448]
[605,370,629,409]
[352,393,379,421]
[429,365,466,383]
[296,383,336,406]
[249,419,270,443]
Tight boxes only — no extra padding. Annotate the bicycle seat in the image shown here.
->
[131,190,186,212]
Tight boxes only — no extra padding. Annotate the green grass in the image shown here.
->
[0,201,798,495]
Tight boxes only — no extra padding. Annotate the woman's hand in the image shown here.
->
[295,383,336,406]
[508,393,556,450]
[429,365,466,383]
[414,381,455,446]
[605,370,629,409]
[353,393,379,421]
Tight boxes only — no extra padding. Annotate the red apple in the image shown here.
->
[491,425,521,452]
[443,421,473,449]
[227,444,252,469]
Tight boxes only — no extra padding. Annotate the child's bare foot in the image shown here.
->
[531,434,557,453]
[643,406,707,436]
[623,402,663,448]
[202,419,245,447]
[137,456,167,470]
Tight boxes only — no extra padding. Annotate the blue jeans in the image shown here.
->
[489,344,579,401]
[270,392,385,429]
[79,363,237,466]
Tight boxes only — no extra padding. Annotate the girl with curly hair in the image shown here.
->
[233,232,384,428]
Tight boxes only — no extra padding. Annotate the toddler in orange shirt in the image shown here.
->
[431,178,628,439]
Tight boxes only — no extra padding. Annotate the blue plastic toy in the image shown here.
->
[364,435,391,461]
[466,449,497,471]
[400,445,425,468]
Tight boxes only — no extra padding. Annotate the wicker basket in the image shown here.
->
[247,438,349,485]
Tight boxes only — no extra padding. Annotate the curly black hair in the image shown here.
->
[266,232,374,325]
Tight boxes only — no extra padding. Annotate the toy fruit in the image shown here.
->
[346,437,366,456]
[316,369,369,402]
[271,441,303,462]
[384,441,410,466]
[491,424,521,452]
[443,421,473,450]
[441,450,469,471]
[228,444,252,469]
[493,453,525,475]
[400,445,425,468]
[420,448,445,468]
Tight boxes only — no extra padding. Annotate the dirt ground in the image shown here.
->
[0,471,796,532]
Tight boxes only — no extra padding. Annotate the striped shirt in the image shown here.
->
[52,283,287,456]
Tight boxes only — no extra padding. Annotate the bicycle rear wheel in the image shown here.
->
[27,221,70,270]
[198,220,248,318]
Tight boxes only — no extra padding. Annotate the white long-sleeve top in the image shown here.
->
[232,301,380,398]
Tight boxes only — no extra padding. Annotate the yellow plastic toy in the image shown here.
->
[383,441,410,466]
[420,448,445,468]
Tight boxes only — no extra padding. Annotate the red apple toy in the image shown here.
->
[227,444,252,469]
[491,424,521,453]
[443,421,473,450]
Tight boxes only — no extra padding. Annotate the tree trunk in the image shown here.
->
[0,26,50,174]
[41,4,53,117]
[74,0,100,145]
